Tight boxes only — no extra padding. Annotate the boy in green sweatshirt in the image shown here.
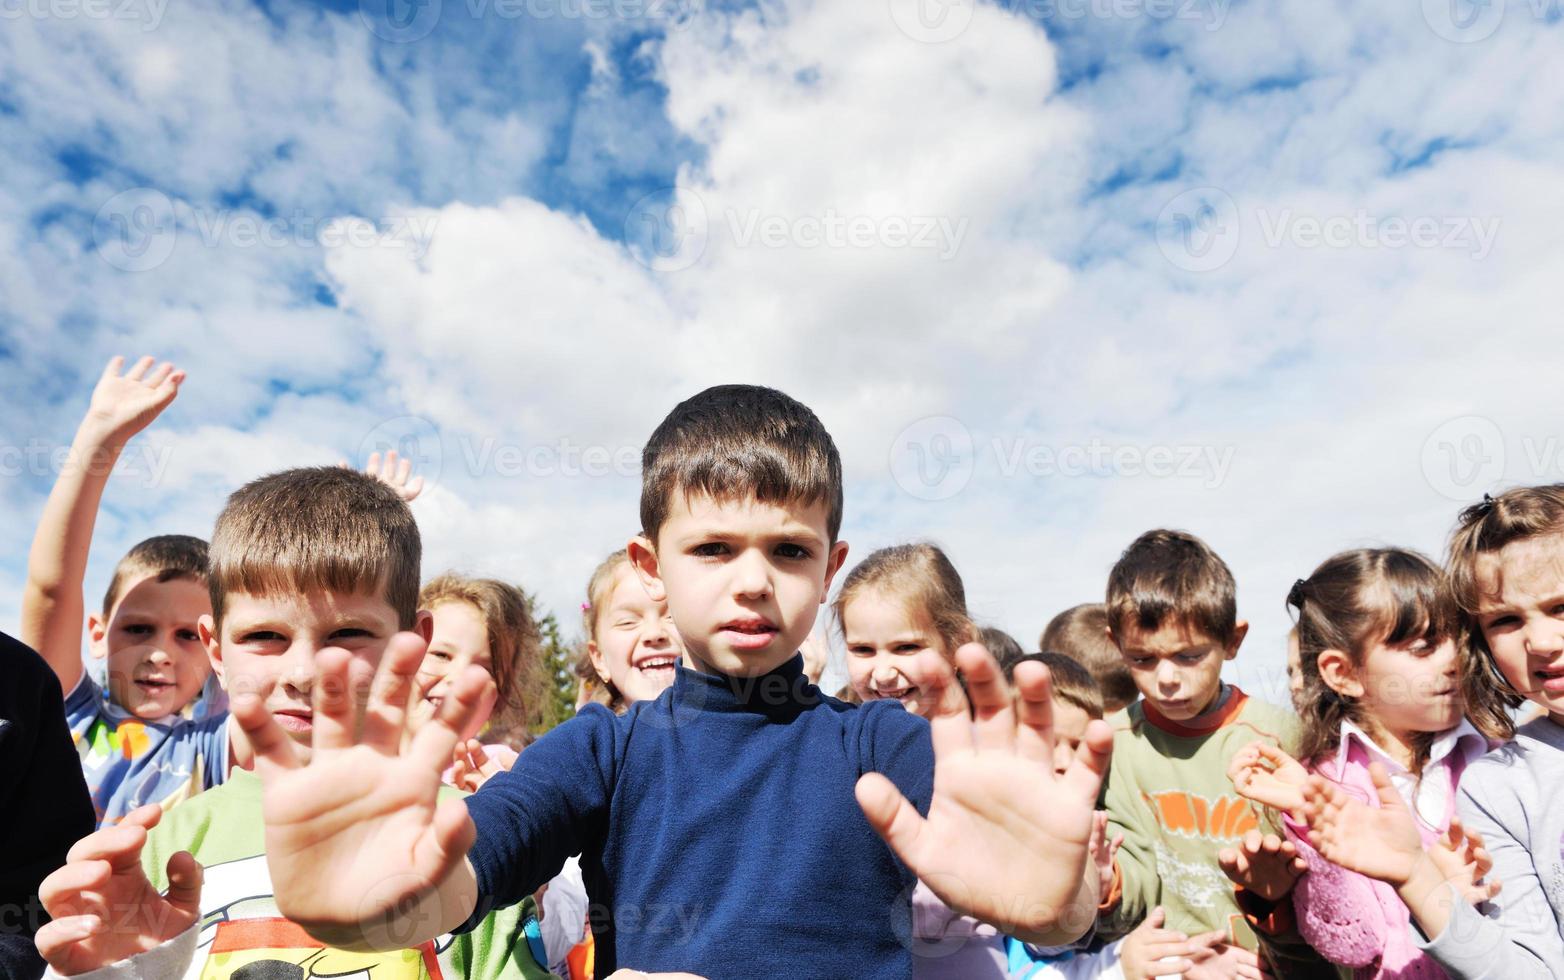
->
[32,467,550,980]
[1096,530,1328,977]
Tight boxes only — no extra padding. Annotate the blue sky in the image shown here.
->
[3,0,1562,699]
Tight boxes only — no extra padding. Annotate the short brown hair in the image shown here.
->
[640,385,843,544]
[831,543,976,656]
[208,467,420,628]
[420,574,544,732]
[102,534,209,616]
[977,626,1024,674]
[1040,603,1136,712]
[1106,529,1238,646]
[1004,652,1104,720]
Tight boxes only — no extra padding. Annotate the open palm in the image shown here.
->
[1301,764,1420,886]
[83,355,184,444]
[855,644,1112,944]
[234,633,491,950]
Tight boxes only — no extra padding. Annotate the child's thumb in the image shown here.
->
[1366,763,1404,809]
[1146,906,1166,928]
[164,851,205,917]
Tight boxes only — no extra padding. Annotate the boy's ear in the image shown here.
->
[1225,619,1249,660]
[413,608,433,643]
[628,534,666,603]
[818,540,851,603]
[1317,648,1363,699]
[87,612,109,660]
[199,613,224,684]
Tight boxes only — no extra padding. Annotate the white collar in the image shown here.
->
[1334,717,1485,776]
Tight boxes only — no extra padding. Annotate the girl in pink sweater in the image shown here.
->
[1227,548,1512,979]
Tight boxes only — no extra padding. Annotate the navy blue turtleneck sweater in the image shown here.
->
[460,654,935,978]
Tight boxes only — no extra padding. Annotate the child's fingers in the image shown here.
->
[956,644,1014,752]
[408,665,494,775]
[1011,659,1057,768]
[1187,930,1228,951]
[101,355,126,381]
[1366,762,1406,811]
[125,355,155,381]
[145,361,174,389]
[1060,720,1113,802]
[922,651,975,760]
[361,632,430,750]
[855,772,925,866]
[65,821,149,866]
[34,914,106,969]
[38,860,112,918]
[395,454,413,486]
[310,647,358,752]
[412,797,478,889]
[164,851,204,917]
[1143,906,1167,929]
[230,690,302,775]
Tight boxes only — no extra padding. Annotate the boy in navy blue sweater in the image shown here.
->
[235,385,1114,978]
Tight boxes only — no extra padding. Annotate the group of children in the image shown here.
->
[4,355,1563,979]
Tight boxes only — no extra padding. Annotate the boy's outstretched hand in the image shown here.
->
[232,633,494,951]
[1226,742,1308,815]
[855,643,1113,945]
[34,805,203,976]
[82,355,185,447]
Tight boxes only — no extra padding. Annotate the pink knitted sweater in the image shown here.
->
[1282,723,1489,980]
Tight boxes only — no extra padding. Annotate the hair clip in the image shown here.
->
[1286,578,1308,609]
[1462,492,1498,524]
[580,601,592,612]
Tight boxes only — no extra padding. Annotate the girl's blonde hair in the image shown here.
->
[1286,548,1509,773]
[582,549,634,711]
[1446,486,1564,727]
[830,543,975,656]
[419,573,544,733]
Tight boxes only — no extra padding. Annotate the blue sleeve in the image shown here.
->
[456,705,618,932]
[859,701,934,817]
[62,672,102,730]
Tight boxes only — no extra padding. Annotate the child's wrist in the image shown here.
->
[1394,853,1444,902]
[73,419,130,458]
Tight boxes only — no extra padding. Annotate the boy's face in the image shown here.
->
[201,588,427,764]
[1049,697,1093,776]
[1475,534,1564,725]
[631,492,849,678]
[1110,617,1246,722]
[90,574,212,721]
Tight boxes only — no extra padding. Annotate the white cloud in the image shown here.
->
[6,0,1564,707]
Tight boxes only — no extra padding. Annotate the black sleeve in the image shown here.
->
[0,632,96,980]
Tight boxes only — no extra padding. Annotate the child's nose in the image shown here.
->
[871,662,901,685]
[1525,621,1564,657]
[729,550,772,599]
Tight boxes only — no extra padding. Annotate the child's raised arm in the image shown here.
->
[21,356,184,693]
[854,643,1113,946]
[234,633,491,951]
